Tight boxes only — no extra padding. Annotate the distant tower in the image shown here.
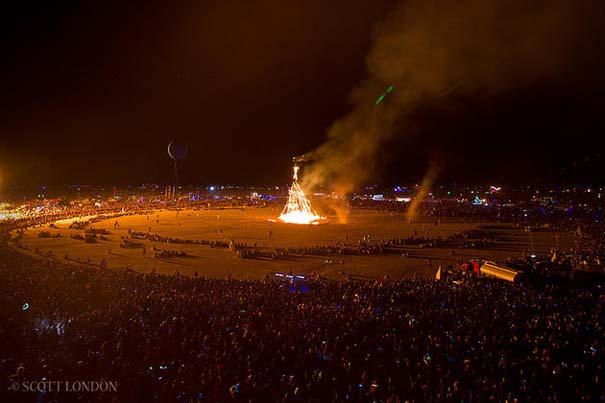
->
[167,142,188,199]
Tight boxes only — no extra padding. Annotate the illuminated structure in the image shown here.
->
[480,261,522,283]
[278,158,325,225]
[167,142,188,200]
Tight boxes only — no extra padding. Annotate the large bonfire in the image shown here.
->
[279,165,325,225]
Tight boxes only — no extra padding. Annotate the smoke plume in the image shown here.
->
[406,159,441,222]
[301,0,592,198]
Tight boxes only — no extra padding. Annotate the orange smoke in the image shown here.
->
[301,0,589,217]
[407,161,441,222]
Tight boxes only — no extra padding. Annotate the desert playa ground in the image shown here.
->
[20,207,574,280]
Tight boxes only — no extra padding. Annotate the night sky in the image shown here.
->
[1,0,604,189]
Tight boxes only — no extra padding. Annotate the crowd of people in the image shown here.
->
[3,188,603,266]
[37,231,61,239]
[0,192,604,401]
[384,229,494,250]
[68,220,90,230]
[152,247,189,259]
[128,230,231,249]
[236,230,494,262]
[1,239,604,402]
[238,243,385,260]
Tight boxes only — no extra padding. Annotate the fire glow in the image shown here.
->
[278,165,325,225]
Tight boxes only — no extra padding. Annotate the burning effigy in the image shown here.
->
[278,162,325,225]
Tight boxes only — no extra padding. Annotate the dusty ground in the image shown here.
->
[20,207,574,280]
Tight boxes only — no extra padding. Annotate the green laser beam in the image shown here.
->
[375,85,394,105]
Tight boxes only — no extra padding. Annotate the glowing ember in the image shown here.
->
[279,165,325,225]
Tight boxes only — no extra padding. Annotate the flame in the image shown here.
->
[279,165,325,225]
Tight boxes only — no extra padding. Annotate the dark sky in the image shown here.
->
[1,0,604,188]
